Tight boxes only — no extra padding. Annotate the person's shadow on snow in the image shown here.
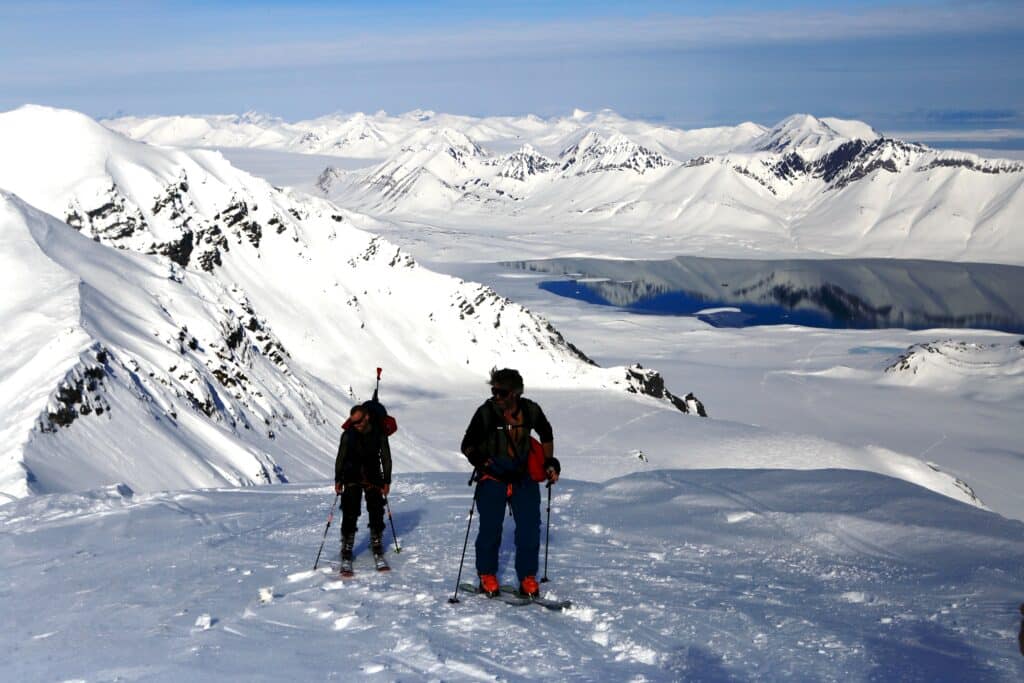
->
[347,506,426,558]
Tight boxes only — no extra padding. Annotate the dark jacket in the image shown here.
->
[461,397,554,482]
[335,424,392,487]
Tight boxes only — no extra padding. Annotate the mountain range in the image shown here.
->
[106,109,1024,266]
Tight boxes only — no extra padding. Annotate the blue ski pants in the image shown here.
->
[474,478,541,581]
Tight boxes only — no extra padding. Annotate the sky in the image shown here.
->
[2,0,1023,141]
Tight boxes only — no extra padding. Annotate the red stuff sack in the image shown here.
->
[527,437,546,482]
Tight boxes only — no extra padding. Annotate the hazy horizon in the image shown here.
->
[2,1,1023,145]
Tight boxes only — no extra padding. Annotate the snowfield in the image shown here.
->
[2,471,1022,681]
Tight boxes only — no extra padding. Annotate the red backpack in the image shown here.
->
[342,400,397,436]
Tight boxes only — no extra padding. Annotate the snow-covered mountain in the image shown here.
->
[746,113,880,155]
[884,339,1024,399]
[108,109,1024,265]
[0,105,689,502]
[106,107,751,161]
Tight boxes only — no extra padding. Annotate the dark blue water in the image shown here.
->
[507,256,1024,333]
[540,280,848,328]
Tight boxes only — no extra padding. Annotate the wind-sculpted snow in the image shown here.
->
[884,340,1024,400]
[0,106,697,502]
[1,471,1022,680]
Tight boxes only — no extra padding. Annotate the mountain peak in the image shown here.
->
[753,113,879,156]
[558,130,673,175]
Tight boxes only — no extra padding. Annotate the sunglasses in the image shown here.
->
[491,387,513,398]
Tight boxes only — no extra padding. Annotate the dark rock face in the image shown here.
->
[623,364,697,415]
[65,183,147,242]
[684,156,714,168]
[152,178,190,220]
[493,148,557,181]
[921,157,1024,174]
[194,223,228,271]
[154,230,194,267]
[216,199,262,249]
[559,135,674,176]
[764,139,924,190]
[61,174,293,273]
[41,348,113,431]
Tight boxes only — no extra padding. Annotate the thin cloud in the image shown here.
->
[888,128,1024,143]
[4,2,1023,82]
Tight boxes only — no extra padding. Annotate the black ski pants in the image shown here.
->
[340,483,385,536]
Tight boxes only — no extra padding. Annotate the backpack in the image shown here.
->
[478,400,546,482]
[342,399,397,436]
[526,437,546,483]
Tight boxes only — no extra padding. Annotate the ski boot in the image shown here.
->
[340,532,355,576]
[519,575,540,598]
[371,531,390,571]
[479,573,500,597]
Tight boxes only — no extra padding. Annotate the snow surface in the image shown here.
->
[3,104,1024,680]
[2,472,1022,681]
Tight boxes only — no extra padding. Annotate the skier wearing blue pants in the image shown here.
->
[460,368,560,598]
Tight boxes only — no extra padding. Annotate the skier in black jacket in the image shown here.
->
[461,368,560,598]
[335,402,392,571]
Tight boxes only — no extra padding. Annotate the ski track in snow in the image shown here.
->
[2,471,1022,681]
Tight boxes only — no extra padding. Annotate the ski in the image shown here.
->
[458,582,531,606]
[500,585,572,611]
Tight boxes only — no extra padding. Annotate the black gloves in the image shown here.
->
[464,447,486,468]
[544,456,561,475]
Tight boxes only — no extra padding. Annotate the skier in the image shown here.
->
[460,368,560,598]
[335,401,393,573]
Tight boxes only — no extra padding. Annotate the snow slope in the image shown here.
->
[1,471,1022,681]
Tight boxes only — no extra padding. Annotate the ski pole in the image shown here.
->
[313,493,340,570]
[448,472,479,604]
[541,481,552,583]
[372,367,382,402]
[384,495,402,553]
